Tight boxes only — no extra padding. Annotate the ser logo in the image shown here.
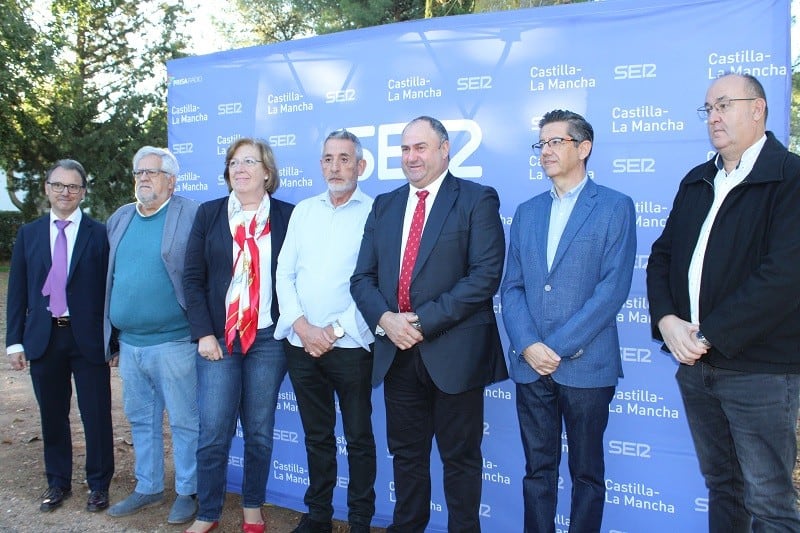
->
[613,64,657,80]
[345,118,483,181]
[456,76,492,91]
[483,422,490,436]
[172,142,193,155]
[325,89,356,104]
[612,158,656,173]
[217,102,243,115]
[694,497,709,512]
[620,347,652,363]
[479,504,491,518]
[608,440,651,458]
[273,429,299,443]
[269,134,297,147]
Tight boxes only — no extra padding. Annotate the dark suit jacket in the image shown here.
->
[183,195,294,342]
[6,213,109,363]
[350,173,508,394]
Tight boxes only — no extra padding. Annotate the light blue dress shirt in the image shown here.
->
[547,176,588,271]
[274,187,375,350]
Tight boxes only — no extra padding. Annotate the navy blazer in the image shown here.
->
[6,213,109,363]
[350,173,508,394]
[183,195,294,342]
[501,178,637,388]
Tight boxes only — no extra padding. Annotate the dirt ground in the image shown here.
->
[0,271,379,533]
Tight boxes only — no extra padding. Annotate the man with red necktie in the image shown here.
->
[6,159,114,514]
[351,116,508,532]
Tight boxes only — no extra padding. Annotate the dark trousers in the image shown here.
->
[384,347,484,533]
[515,377,614,533]
[286,343,376,526]
[29,323,114,492]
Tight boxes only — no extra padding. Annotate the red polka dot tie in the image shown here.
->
[398,190,429,312]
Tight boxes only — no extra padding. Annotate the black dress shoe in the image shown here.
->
[292,513,333,533]
[86,490,109,512]
[40,486,71,512]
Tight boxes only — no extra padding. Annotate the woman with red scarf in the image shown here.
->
[183,138,294,533]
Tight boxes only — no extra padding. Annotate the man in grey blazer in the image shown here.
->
[500,110,636,533]
[104,146,200,525]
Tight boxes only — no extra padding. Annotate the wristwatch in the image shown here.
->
[695,330,712,348]
[332,320,345,339]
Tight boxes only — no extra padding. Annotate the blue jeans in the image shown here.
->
[676,362,800,533]
[195,327,287,521]
[119,338,199,495]
[516,377,614,533]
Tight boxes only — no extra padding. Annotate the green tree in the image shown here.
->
[0,0,55,219]
[221,0,474,40]
[1,0,189,221]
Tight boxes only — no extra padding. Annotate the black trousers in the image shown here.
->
[29,323,114,492]
[384,347,484,533]
[285,342,376,526]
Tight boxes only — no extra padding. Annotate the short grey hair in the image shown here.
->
[323,129,363,160]
[132,146,180,176]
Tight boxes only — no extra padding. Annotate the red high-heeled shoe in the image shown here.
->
[241,521,266,533]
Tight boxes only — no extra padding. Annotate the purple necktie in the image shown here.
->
[42,219,70,317]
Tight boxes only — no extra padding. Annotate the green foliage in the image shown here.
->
[0,211,27,261]
[221,0,475,40]
[0,0,190,220]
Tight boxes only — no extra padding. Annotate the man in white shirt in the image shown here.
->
[275,130,376,533]
[647,73,800,532]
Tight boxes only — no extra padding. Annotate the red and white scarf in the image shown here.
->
[224,193,271,354]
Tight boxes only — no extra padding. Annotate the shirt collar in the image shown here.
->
[50,207,82,226]
[714,133,767,174]
[136,196,171,217]
[320,186,369,209]
[549,175,588,201]
[409,169,447,199]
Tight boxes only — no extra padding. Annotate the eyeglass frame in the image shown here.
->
[532,137,581,155]
[46,181,86,194]
[228,157,263,169]
[132,168,166,179]
[696,98,758,120]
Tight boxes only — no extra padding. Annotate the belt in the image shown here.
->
[53,317,71,327]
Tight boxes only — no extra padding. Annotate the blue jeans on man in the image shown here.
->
[119,338,199,496]
[676,362,800,533]
[516,377,614,533]
[194,327,287,522]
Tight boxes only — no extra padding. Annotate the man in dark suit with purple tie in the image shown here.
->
[6,159,114,513]
[351,116,508,532]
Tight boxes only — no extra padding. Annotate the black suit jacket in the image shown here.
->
[6,213,109,363]
[183,195,294,341]
[351,173,508,394]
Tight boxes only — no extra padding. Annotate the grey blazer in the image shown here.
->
[102,195,199,359]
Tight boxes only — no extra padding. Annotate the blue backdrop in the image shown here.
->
[166,0,792,530]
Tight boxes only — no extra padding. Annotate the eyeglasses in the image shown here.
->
[132,169,164,179]
[696,98,758,120]
[532,137,579,155]
[228,157,263,169]
[47,181,85,194]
